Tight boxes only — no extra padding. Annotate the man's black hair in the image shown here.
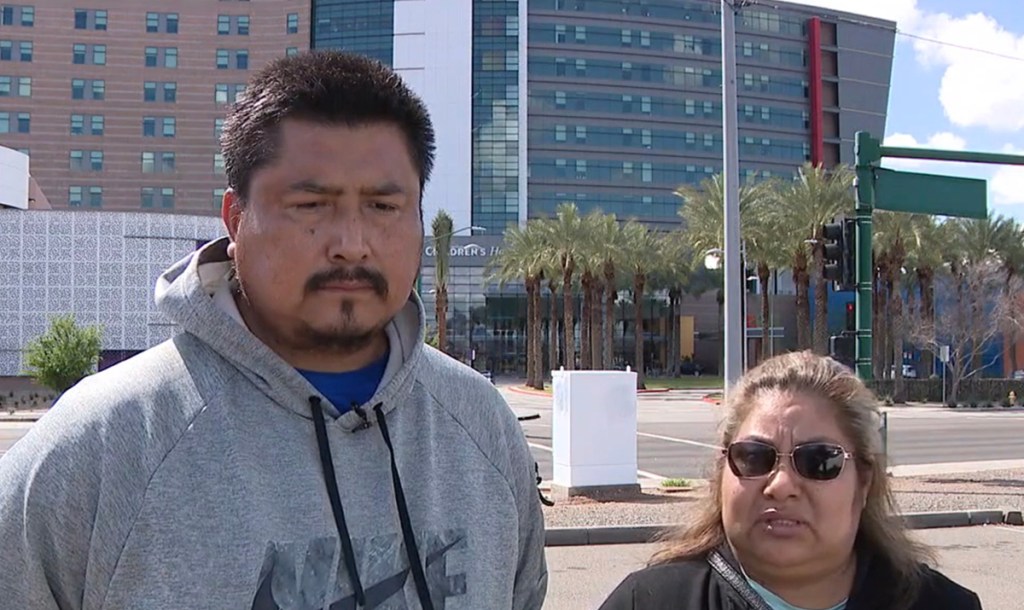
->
[221,50,436,202]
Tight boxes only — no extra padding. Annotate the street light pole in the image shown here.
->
[722,0,743,396]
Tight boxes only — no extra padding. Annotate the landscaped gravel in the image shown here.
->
[542,469,1024,529]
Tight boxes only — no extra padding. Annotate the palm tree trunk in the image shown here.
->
[794,249,811,351]
[531,278,545,390]
[634,276,646,389]
[592,283,604,369]
[919,268,935,377]
[580,273,593,370]
[758,262,771,361]
[884,277,894,378]
[525,279,536,388]
[562,260,575,370]
[812,244,829,355]
[598,264,614,368]
[436,284,448,354]
[548,282,558,376]
[668,290,679,376]
[891,268,905,402]
[872,264,884,379]
[1007,273,1019,374]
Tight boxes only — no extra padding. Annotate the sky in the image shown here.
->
[781,0,1024,222]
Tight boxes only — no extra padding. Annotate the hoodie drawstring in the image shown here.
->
[310,396,366,607]
[309,396,435,610]
[374,403,436,610]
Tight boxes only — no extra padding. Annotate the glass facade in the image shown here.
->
[471,0,521,234]
[527,0,816,226]
[311,0,395,65]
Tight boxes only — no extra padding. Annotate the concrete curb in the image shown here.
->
[545,510,1024,547]
[0,412,46,422]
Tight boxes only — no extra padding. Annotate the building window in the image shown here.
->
[165,47,177,68]
[214,153,225,174]
[90,151,103,171]
[141,151,155,173]
[20,6,31,26]
[92,80,105,99]
[162,117,175,137]
[142,116,155,136]
[144,82,156,101]
[286,46,298,57]
[88,186,102,206]
[72,79,84,99]
[90,115,104,135]
[287,12,298,34]
[216,49,229,69]
[161,151,175,172]
[75,9,107,30]
[213,188,225,210]
[236,49,248,69]
[214,118,224,139]
[219,14,249,35]
[141,187,175,208]
[69,185,83,206]
[70,114,83,134]
[16,111,28,132]
[215,83,244,104]
[147,12,178,34]
[0,112,8,132]
[144,81,176,102]
[17,75,28,96]
[73,43,105,65]
[163,82,176,102]
[145,47,157,67]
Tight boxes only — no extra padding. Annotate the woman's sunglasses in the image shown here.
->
[724,440,853,481]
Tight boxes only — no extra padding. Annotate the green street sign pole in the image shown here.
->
[851,131,1024,382]
[853,132,879,380]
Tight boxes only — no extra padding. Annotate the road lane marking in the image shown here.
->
[527,443,670,480]
[637,432,722,451]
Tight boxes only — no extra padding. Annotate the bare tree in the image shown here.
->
[905,261,1009,403]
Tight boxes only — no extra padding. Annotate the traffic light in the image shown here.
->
[845,301,855,332]
[821,219,856,292]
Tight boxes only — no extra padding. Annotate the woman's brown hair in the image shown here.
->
[649,351,934,608]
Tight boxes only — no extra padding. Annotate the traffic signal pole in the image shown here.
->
[853,134,876,379]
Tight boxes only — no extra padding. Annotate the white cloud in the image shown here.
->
[990,144,1024,207]
[881,132,966,169]
[909,12,1024,132]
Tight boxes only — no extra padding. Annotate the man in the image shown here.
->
[0,51,547,609]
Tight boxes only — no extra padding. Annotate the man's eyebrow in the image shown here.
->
[360,181,405,197]
[285,179,337,195]
[283,180,405,197]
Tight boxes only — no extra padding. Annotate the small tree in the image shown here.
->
[906,262,1007,403]
[23,314,103,395]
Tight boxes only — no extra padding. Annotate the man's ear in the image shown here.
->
[222,189,243,258]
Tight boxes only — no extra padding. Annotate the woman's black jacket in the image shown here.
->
[598,544,982,610]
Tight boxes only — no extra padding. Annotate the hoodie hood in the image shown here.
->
[154,236,427,430]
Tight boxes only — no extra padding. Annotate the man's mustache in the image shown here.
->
[305,267,389,297]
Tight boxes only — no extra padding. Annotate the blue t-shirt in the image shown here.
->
[297,351,389,416]
[746,577,847,610]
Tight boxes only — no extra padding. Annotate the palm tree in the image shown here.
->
[772,163,855,355]
[621,220,662,389]
[430,210,454,353]
[873,211,921,400]
[996,219,1024,373]
[677,174,778,363]
[906,216,944,377]
[592,213,625,369]
[485,221,549,389]
[650,231,691,375]
[542,203,587,370]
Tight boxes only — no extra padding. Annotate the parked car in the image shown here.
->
[890,364,918,379]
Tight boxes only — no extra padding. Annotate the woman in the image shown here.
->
[600,351,981,610]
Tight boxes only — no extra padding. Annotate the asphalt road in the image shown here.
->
[507,389,1024,482]
[4,391,1024,480]
[544,525,1024,609]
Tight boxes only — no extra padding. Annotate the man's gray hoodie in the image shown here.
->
[0,238,548,609]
